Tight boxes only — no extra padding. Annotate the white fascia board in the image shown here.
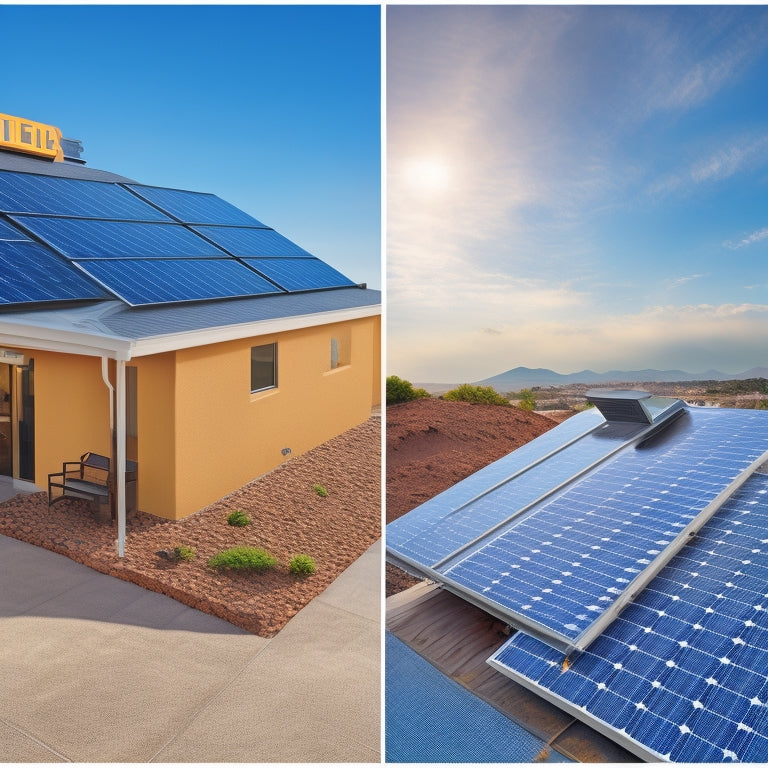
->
[0,323,132,360]
[128,303,381,357]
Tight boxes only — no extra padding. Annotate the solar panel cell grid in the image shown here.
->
[76,258,283,306]
[242,257,356,291]
[0,170,171,221]
[387,410,637,568]
[12,216,227,259]
[442,409,768,648]
[125,185,265,226]
[0,240,106,304]
[490,473,768,761]
[192,225,312,257]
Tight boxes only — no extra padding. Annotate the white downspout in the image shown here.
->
[101,357,114,433]
[101,356,126,558]
[115,359,126,557]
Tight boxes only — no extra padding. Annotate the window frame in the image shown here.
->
[250,342,278,394]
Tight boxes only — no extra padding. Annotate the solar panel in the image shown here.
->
[10,216,228,260]
[242,257,356,291]
[387,409,643,572]
[0,240,107,305]
[0,217,30,241]
[387,407,768,652]
[443,408,768,651]
[488,471,768,762]
[192,225,312,257]
[75,258,283,306]
[0,170,171,221]
[125,184,265,226]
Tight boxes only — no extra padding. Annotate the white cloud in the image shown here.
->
[725,227,768,250]
[388,302,768,382]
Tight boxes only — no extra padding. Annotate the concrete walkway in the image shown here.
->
[0,534,380,762]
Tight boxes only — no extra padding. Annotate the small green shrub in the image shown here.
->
[312,483,329,498]
[443,383,510,406]
[207,546,278,571]
[386,375,431,405]
[227,510,251,527]
[290,554,317,576]
[173,545,196,562]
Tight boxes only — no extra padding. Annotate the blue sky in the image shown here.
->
[387,5,768,382]
[1,4,380,289]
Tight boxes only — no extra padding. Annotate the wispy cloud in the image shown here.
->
[664,274,706,289]
[647,133,768,198]
[725,227,768,249]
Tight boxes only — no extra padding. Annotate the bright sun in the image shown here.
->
[401,156,452,194]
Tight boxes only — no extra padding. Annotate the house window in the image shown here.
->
[251,343,277,392]
[329,328,351,370]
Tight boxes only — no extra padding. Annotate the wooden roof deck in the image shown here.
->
[387,582,638,763]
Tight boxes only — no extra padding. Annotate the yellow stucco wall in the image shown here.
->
[12,313,380,520]
[28,350,111,488]
[169,315,379,519]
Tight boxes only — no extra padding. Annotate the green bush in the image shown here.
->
[443,383,510,406]
[386,375,431,405]
[227,510,251,527]
[312,483,329,498]
[289,554,317,576]
[173,545,196,562]
[517,388,536,412]
[207,546,278,571]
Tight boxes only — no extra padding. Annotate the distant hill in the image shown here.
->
[471,366,768,391]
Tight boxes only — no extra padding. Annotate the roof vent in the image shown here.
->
[61,137,85,164]
[585,389,686,425]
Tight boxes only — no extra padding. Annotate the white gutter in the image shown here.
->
[0,303,380,360]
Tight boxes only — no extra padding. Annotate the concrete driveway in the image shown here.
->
[0,534,380,762]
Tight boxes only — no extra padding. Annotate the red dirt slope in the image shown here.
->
[386,398,559,594]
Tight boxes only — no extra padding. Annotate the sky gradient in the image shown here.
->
[1,5,380,289]
[387,6,768,383]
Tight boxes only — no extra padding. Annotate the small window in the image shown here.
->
[329,328,351,370]
[251,343,277,392]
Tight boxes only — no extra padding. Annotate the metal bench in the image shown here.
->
[48,452,137,519]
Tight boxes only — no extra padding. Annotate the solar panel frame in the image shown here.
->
[488,471,768,762]
[10,216,229,260]
[439,408,768,653]
[124,184,266,226]
[0,239,109,305]
[240,256,356,291]
[74,258,285,306]
[0,170,172,221]
[191,225,313,257]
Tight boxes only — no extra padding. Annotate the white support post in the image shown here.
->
[116,359,127,558]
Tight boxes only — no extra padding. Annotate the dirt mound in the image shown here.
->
[386,398,559,595]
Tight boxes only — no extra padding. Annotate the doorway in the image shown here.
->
[0,364,10,476]
[0,360,35,481]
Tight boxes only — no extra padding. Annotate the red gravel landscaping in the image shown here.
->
[0,416,381,637]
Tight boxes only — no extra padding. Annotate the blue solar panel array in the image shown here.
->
[387,406,768,651]
[80,259,281,305]
[0,170,170,221]
[0,216,108,305]
[192,225,312,257]
[0,168,359,307]
[443,408,768,649]
[125,184,265,226]
[489,471,768,762]
[386,408,605,567]
[242,257,356,291]
[11,216,228,260]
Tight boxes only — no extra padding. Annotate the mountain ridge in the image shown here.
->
[415,366,768,391]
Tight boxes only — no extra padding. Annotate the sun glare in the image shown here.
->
[401,156,453,194]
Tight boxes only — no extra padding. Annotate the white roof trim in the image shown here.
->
[0,303,380,361]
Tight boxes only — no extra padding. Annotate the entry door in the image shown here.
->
[0,364,11,476]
